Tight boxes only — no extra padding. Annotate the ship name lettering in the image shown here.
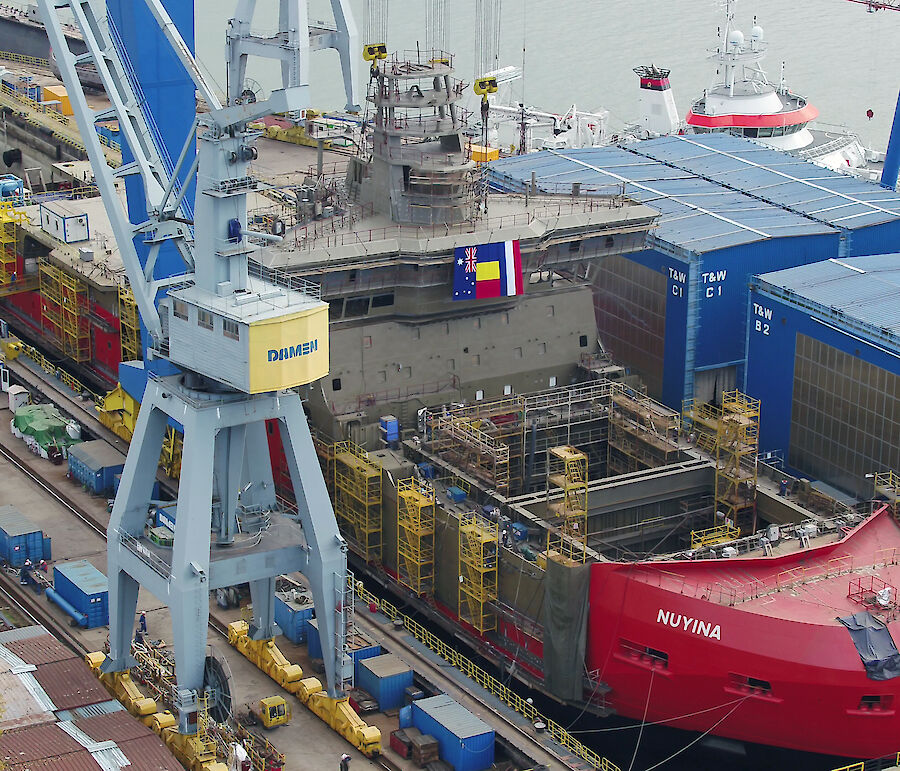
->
[656,608,721,640]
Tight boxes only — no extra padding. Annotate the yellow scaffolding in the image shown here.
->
[397,478,435,596]
[683,390,760,539]
[118,284,141,362]
[161,425,183,479]
[458,511,498,633]
[333,441,383,563]
[607,383,681,474]
[38,258,91,361]
[874,471,900,522]
[546,445,588,563]
[0,202,33,296]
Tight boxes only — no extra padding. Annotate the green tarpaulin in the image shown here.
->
[13,404,79,451]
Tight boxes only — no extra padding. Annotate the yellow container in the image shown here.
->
[470,143,500,163]
[43,84,72,116]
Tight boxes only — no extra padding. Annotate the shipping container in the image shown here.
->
[746,254,900,499]
[53,560,109,628]
[68,440,126,496]
[42,84,72,115]
[0,504,49,566]
[306,617,322,659]
[411,694,495,771]
[489,133,900,409]
[274,589,315,643]
[357,653,413,711]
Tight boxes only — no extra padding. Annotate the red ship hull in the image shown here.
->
[587,507,900,758]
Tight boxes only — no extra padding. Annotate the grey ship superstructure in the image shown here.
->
[258,46,658,447]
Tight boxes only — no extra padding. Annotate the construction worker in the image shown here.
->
[138,611,148,634]
[339,754,351,771]
[20,558,32,585]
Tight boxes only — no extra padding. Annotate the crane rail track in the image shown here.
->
[0,435,407,771]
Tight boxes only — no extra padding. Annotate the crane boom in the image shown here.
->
[845,0,900,9]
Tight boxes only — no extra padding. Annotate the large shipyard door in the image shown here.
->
[694,366,736,405]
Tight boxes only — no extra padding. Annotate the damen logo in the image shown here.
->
[268,340,318,362]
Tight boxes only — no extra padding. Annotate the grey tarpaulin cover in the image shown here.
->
[543,557,590,700]
[839,611,900,680]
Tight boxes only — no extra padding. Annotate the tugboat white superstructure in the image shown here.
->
[683,0,880,178]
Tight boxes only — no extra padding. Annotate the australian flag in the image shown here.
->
[452,240,524,301]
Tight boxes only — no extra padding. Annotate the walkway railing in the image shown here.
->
[353,581,622,771]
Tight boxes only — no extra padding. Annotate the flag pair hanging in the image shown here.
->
[452,240,524,301]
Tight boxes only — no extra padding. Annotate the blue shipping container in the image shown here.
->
[357,653,413,711]
[446,486,467,503]
[53,560,109,628]
[274,590,315,643]
[412,694,495,771]
[68,440,126,496]
[306,618,322,659]
[0,505,48,566]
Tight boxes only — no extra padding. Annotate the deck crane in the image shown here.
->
[845,0,900,188]
[37,0,357,748]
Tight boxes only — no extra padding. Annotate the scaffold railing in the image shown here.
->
[353,581,620,771]
[546,445,588,563]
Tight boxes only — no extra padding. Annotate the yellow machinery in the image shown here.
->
[397,479,435,595]
[227,621,381,757]
[249,696,290,729]
[85,651,227,771]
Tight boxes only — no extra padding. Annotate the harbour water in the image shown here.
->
[194,0,900,152]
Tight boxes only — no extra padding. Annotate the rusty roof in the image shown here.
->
[119,735,182,771]
[4,634,77,666]
[32,659,108,711]
[0,723,83,763]
[75,710,153,744]
[8,751,99,771]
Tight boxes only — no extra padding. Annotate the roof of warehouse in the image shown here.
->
[756,254,900,346]
[489,142,839,254]
[633,134,900,229]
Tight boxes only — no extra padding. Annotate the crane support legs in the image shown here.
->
[104,375,352,730]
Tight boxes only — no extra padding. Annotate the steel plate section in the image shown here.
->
[33,659,109,711]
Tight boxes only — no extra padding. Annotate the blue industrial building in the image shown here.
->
[489,133,900,409]
[746,255,900,499]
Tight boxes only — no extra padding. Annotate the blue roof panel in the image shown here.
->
[756,254,900,343]
[489,142,839,255]
[630,134,900,230]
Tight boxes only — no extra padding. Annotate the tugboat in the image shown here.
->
[684,0,882,178]
[632,1,883,179]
